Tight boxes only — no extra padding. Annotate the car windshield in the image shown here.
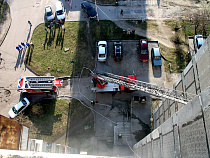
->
[12,107,18,114]
[99,54,105,58]
[57,10,63,15]
[197,35,203,38]
[99,44,106,47]
[47,11,53,16]
[88,7,95,13]
[21,100,27,105]
[154,56,161,60]
[116,47,121,52]
[141,50,148,54]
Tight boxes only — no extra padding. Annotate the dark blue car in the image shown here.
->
[81,1,97,19]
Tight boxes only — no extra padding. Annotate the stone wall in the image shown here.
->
[133,87,210,158]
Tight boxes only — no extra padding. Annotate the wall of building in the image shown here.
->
[153,35,210,129]
[133,87,210,158]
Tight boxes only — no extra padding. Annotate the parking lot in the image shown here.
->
[92,40,165,155]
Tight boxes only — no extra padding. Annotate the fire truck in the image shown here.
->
[17,76,63,93]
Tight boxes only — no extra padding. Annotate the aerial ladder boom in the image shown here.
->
[94,72,196,104]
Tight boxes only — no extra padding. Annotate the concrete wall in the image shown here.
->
[153,35,210,129]
[133,87,210,158]
[27,138,77,154]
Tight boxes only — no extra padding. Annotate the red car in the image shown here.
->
[139,39,149,62]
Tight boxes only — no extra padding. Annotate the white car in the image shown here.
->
[194,35,204,53]
[45,5,54,22]
[55,2,65,21]
[8,97,30,119]
[98,41,107,62]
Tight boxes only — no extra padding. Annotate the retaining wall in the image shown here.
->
[133,87,210,158]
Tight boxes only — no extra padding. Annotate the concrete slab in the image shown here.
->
[161,117,173,135]
[151,127,160,140]
[177,95,202,126]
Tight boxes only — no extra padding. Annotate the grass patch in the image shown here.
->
[14,99,69,143]
[165,19,210,37]
[160,43,190,73]
[126,20,158,31]
[26,22,94,77]
[14,98,93,144]
[27,21,143,77]
[89,20,143,42]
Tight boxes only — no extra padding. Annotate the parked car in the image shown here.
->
[114,42,122,61]
[55,2,65,21]
[194,35,204,53]
[151,47,162,66]
[8,97,30,119]
[98,41,107,62]
[81,1,97,19]
[45,5,54,22]
[139,39,149,62]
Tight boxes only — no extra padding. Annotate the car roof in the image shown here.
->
[15,101,24,110]
[99,46,105,54]
[197,38,204,45]
[153,48,161,56]
[82,1,92,9]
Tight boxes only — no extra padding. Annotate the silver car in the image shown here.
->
[194,35,204,53]
[98,41,107,62]
[45,5,54,22]
[55,2,65,21]
[8,97,30,118]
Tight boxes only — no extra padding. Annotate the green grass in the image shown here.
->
[26,21,143,77]
[160,43,190,73]
[126,20,158,31]
[165,19,210,37]
[26,22,94,77]
[89,20,143,43]
[15,99,69,143]
[14,98,93,143]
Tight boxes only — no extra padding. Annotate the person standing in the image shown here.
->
[120,9,123,16]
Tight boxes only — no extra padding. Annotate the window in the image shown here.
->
[57,10,63,15]
[46,11,52,16]
[12,107,18,114]
[141,50,148,54]
[99,54,105,58]
[154,56,161,60]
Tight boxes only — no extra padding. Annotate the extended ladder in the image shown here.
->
[25,76,54,88]
[95,72,196,104]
